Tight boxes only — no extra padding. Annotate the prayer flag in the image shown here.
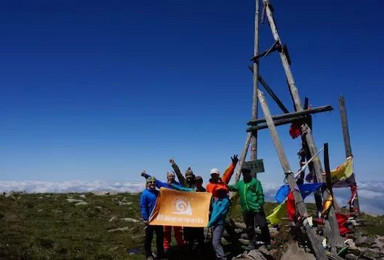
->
[331,157,354,184]
[149,188,212,227]
[275,183,323,204]
[266,200,287,225]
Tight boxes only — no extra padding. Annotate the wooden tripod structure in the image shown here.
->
[235,0,348,258]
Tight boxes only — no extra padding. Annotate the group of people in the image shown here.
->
[139,155,271,260]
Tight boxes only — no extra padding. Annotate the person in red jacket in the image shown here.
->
[206,154,238,198]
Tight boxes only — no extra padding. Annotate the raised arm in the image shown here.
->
[170,158,186,186]
[141,170,167,189]
[222,154,239,184]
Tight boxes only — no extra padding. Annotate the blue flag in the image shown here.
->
[275,183,323,204]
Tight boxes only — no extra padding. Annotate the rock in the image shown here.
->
[66,198,84,203]
[246,250,267,260]
[109,216,118,222]
[118,201,132,206]
[354,232,366,246]
[235,228,244,234]
[238,239,250,245]
[120,218,139,223]
[79,194,86,199]
[280,242,316,260]
[75,201,88,206]
[107,227,130,232]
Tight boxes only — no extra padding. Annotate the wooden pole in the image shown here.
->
[258,90,327,260]
[323,143,343,252]
[339,96,352,158]
[339,96,360,214]
[235,133,252,182]
[258,75,289,114]
[262,0,341,242]
[250,0,261,166]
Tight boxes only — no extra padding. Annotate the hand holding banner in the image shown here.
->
[149,188,212,228]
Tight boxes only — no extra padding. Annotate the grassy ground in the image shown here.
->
[0,192,144,259]
[1,192,383,259]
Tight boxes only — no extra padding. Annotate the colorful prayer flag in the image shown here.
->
[266,200,287,225]
[331,157,354,184]
[275,183,323,204]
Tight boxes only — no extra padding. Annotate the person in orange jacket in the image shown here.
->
[206,154,238,259]
[206,154,238,199]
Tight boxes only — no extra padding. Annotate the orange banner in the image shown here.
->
[149,188,212,227]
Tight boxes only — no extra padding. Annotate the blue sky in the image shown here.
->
[1,0,383,186]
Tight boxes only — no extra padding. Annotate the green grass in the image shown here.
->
[1,192,383,259]
[0,192,144,259]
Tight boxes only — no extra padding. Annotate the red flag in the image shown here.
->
[286,192,296,220]
[289,122,302,139]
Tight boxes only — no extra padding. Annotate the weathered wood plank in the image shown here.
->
[339,96,360,214]
[250,0,261,162]
[247,116,307,132]
[235,133,252,182]
[258,90,327,260]
[247,105,333,125]
[262,0,341,242]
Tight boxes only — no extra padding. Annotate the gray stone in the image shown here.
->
[280,242,316,260]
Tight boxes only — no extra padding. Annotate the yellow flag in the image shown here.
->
[149,188,212,227]
[331,157,354,184]
[266,200,287,225]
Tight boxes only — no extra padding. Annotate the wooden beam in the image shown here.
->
[323,143,344,252]
[258,75,289,113]
[250,0,261,163]
[247,115,306,132]
[247,105,333,125]
[258,90,327,260]
[339,96,360,214]
[339,96,353,158]
[250,41,281,61]
[262,0,340,253]
[235,133,252,182]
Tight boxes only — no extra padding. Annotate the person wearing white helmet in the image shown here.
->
[206,155,238,199]
[206,155,238,260]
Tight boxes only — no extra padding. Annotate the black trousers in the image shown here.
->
[144,225,164,258]
[184,227,204,250]
[242,210,271,245]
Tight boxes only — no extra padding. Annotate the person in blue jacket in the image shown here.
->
[207,188,230,260]
[140,177,163,260]
[141,170,185,252]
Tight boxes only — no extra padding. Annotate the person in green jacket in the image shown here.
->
[228,164,271,250]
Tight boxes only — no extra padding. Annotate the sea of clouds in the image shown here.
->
[0,180,383,215]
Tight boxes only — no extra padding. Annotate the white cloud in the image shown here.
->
[0,180,383,215]
[0,180,145,194]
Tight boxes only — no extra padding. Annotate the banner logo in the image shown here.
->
[172,198,192,215]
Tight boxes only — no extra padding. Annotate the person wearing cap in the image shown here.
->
[206,154,238,199]
[228,164,271,250]
[140,177,164,260]
[169,158,205,255]
[140,170,185,253]
[195,176,206,192]
[170,158,196,189]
